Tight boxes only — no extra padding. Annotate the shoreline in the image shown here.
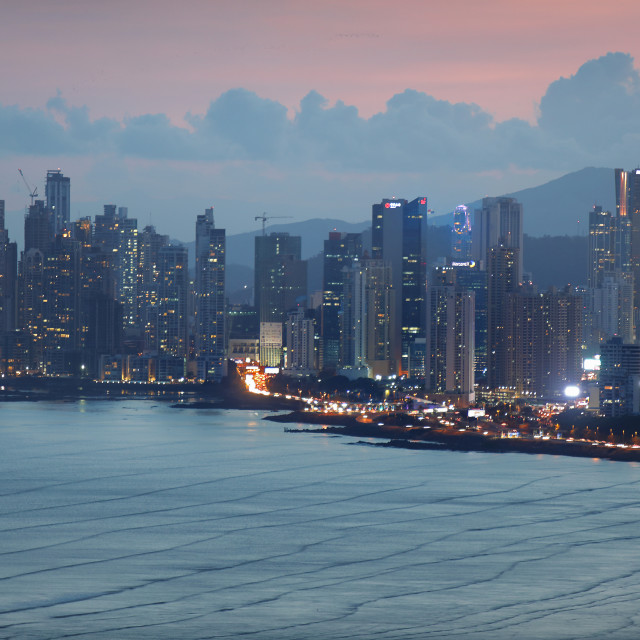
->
[0,377,304,411]
[4,382,638,462]
[267,410,640,463]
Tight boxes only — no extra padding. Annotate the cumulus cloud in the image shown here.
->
[2,52,640,176]
[538,52,640,152]
[0,103,73,156]
[177,88,292,162]
[118,113,198,161]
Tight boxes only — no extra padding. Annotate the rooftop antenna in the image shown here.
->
[254,213,293,236]
[18,169,38,205]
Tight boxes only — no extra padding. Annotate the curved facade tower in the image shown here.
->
[451,205,472,261]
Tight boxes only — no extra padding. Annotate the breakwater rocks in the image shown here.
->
[269,411,640,463]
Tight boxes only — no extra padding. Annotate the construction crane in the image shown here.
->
[254,213,292,236]
[18,169,38,205]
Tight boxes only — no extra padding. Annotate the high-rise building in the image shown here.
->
[24,200,52,254]
[472,197,523,282]
[342,257,395,377]
[542,288,583,396]
[372,196,427,374]
[45,169,70,235]
[0,200,18,332]
[588,273,634,349]
[254,232,306,324]
[18,248,45,371]
[137,225,169,351]
[510,290,544,397]
[73,217,93,249]
[138,225,169,313]
[156,245,188,361]
[194,207,226,381]
[78,241,122,377]
[321,231,362,370]
[453,260,488,380]
[588,206,616,289]
[615,168,640,336]
[41,233,82,375]
[599,337,640,416]
[451,205,472,261]
[94,205,139,329]
[499,286,583,398]
[284,308,316,373]
[117,213,138,328]
[586,197,635,348]
[487,245,520,390]
[259,321,282,367]
[425,268,475,399]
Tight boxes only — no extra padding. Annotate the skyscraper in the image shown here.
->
[24,200,52,254]
[284,308,316,373]
[615,168,640,336]
[41,233,81,375]
[426,267,475,399]
[321,231,362,371]
[78,239,122,377]
[117,214,139,328]
[588,206,615,289]
[451,205,472,260]
[585,202,634,349]
[487,245,520,390]
[453,260,488,380]
[18,248,45,371]
[93,205,139,329]
[254,232,306,324]
[0,200,18,332]
[45,169,70,236]
[472,197,523,281]
[371,196,427,374]
[194,207,226,381]
[156,245,188,361]
[599,337,640,416]
[342,257,395,377]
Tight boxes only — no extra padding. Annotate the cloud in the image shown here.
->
[0,103,73,156]
[194,88,290,160]
[538,52,640,152]
[118,113,198,160]
[2,52,640,178]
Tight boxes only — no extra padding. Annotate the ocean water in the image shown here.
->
[1,400,640,640]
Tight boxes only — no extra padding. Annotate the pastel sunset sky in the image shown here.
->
[2,0,640,241]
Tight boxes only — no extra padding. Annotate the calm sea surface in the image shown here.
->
[1,400,640,639]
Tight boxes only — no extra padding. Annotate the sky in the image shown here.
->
[2,0,640,242]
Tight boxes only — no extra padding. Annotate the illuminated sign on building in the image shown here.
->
[384,202,402,209]
[451,261,476,268]
[419,198,426,205]
[583,356,601,371]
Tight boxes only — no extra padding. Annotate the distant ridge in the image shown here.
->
[190,167,615,272]
[221,168,616,262]
[430,167,615,237]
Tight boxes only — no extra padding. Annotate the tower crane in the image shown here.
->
[18,169,38,205]
[254,213,293,236]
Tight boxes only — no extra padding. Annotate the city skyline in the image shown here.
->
[2,2,640,243]
[4,6,640,637]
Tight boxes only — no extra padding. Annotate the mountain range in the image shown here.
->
[430,166,616,237]
[187,167,617,298]
[221,166,614,270]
